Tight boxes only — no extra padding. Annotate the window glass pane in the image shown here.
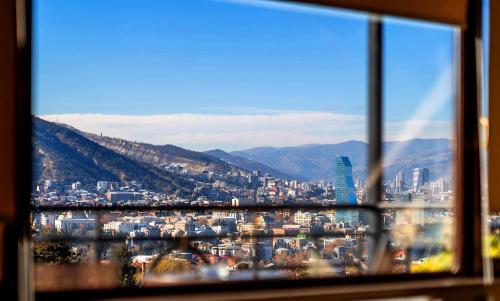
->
[482,0,500,260]
[32,0,370,290]
[382,17,457,273]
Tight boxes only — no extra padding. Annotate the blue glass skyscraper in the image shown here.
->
[335,156,359,225]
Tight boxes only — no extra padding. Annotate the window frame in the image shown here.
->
[6,0,486,299]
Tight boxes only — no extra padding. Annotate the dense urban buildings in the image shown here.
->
[32,149,454,283]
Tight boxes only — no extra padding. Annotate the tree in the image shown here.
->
[116,244,139,286]
[33,241,84,264]
[488,234,500,258]
[152,256,191,274]
[410,251,452,273]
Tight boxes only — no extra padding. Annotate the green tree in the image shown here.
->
[116,244,139,286]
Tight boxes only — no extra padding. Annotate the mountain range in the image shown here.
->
[231,139,453,182]
[78,130,236,175]
[204,149,293,180]
[33,116,453,191]
[33,117,290,193]
[33,117,194,195]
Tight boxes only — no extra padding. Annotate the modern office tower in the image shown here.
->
[412,168,421,192]
[335,156,359,225]
[412,168,430,192]
[395,170,406,192]
[421,168,430,185]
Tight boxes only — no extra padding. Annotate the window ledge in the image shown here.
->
[90,277,490,301]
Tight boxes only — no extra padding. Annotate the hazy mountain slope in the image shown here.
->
[78,131,236,175]
[382,138,453,183]
[232,141,367,181]
[46,119,298,180]
[204,149,295,180]
[233,139,453,182]
[36,116,452,185]
[33,117,193,195]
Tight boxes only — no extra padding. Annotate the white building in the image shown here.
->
[40,212,57,228]
[71,181,81,191]
[431,178,450,194]
[231,197,254,207]
[212,211,238,220]
[103,221,134,234]
[55,213,95,232]
[210,244,241,257]
[96,181,109,192]
[294,211,314,225]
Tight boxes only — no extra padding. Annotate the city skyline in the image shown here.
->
[32,116,455,282]
[28,0,465,286]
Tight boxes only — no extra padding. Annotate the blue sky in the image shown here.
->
[34,0,456,151]
[483,0,490,116]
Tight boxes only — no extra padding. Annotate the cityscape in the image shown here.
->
[31,0,456,287]
[31,117,454,285]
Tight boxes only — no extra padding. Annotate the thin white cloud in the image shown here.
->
[40,112,366,151]
[39,109,452,152]
[40,62,455,153]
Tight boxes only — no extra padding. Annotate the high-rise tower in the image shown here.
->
[335,156,359,225]
[395,170,406,192]
[412,168,430,192]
